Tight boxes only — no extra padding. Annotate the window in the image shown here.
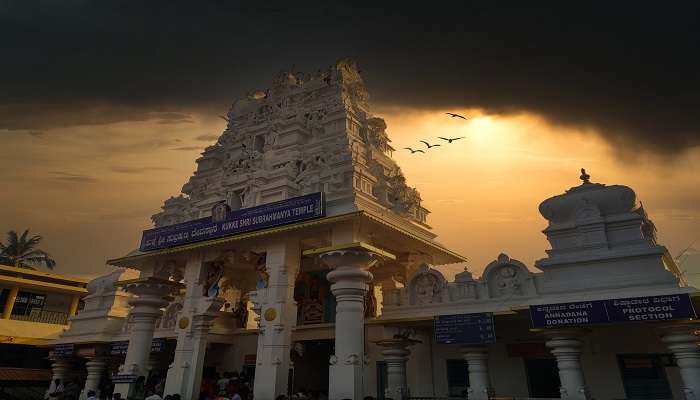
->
[11,291,45,316]
[618,354,673,399]
[376,361,387,400]
[446,359,469,397]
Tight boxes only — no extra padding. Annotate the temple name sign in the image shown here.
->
[140,192,325,251]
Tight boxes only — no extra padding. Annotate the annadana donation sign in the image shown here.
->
[140,192,325,251]
[530,293,696,328]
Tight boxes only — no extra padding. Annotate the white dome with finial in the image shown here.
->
[538,168,638,226]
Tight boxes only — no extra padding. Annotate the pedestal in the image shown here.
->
[660,323,700,400]
[460,346,493,400]
[375,338,420,400]
[543,329,590,400]
[252,240,301,400]
[322,249,378,400]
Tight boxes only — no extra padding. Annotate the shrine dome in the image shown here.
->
[538,169,638,225]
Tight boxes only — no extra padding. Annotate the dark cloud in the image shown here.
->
[0,102,193,131]
[195,134,219,142]
[49,171,96,183]
[110,166,172,174]
[1,2,699,154]
[171,146,202,151]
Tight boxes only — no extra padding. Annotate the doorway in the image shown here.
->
[525,358,560,398]
[290,339,333,396]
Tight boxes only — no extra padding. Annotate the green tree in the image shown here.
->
[0,229,56,270]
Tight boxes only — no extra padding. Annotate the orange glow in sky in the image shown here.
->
[0,108,698,279]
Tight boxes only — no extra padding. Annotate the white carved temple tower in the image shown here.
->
[153,59,429,229]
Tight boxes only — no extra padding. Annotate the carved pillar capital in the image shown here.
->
[659,322,700,400]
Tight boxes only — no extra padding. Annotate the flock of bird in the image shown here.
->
[403,112,470,154]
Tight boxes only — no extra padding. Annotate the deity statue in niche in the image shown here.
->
[233,297,249,328]
[203,263,224,297]
[255,263,269,290]
[496,265,521,296]
[364,283,377,318]
[161,296,183,329]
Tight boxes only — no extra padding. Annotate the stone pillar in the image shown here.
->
[82,358,107,398]
[660,323,700,400]
[460,346,492,400]
[252,240,301,400]
[114,279,178,398]
[2,286,18,319]
[375,338,420,400]
[544,329,590,400]
[50,359,71,383]
[322,249,378,400]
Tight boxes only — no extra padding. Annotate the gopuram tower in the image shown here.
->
[153,59,429,230]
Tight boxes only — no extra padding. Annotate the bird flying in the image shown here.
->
[446,112,469,120]
[419,140,441,149]
[438,136,466,143]
[403,147,425,154]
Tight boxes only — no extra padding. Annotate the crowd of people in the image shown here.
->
[198,370,252,400]
[44,374,392,400]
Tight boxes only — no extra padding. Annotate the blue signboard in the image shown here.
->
[530,293,697,328]
[434,313,496,344]
[605,294,697,322]
[111,374,137,384]
[140,192,325,251]
[110,338,166,355]
[530,300,608,328]
[53,343,74,357]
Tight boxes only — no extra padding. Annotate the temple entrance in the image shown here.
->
[290,339,333,396]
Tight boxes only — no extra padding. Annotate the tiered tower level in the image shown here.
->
[153,59,429,229]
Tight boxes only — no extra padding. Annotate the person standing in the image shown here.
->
[46,378,64,399]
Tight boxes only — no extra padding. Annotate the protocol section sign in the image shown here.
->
[606,294,696,323]
[434,313,496,345]
[530,293,697,328]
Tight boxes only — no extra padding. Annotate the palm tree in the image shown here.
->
[0,229,56,270]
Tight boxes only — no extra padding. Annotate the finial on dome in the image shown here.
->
[580,168,591,184]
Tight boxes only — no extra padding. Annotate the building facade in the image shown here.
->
[52,60,700,400]
[0,264,88,397]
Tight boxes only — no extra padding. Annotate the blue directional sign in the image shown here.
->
[434,313,496,344]
[110,338,166,355]
[530,293,697,328]
[530,300,608,328]
[605,294,696,323]
[140,192,325,251]
[53,343,74,357]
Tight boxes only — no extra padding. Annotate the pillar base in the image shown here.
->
[329,363,364,400]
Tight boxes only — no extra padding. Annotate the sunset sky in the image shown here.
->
[1,2,698,280]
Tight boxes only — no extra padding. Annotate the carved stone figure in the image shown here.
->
[495,266,521,296]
